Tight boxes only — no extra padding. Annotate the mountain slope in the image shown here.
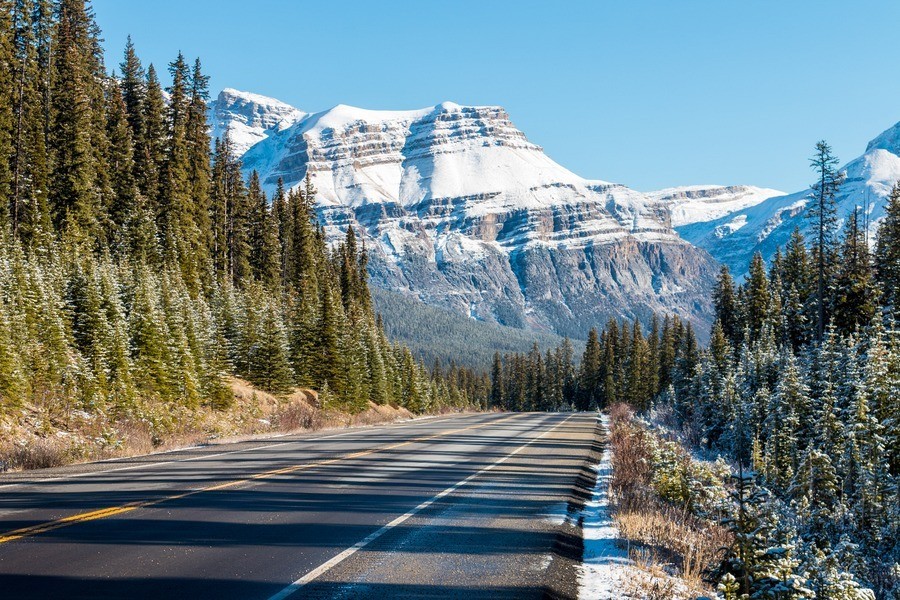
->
[678,125,900,278]
[371,288,580,369]
[212,91,721,337]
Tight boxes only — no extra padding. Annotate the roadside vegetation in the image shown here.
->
[603,403,731,598]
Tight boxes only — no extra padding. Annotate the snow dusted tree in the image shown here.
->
[807,140,844,342]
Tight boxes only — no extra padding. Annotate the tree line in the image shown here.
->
[487,315,701,413]
[0,0,480,424]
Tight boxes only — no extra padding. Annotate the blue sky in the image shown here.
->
[92,0,900,193]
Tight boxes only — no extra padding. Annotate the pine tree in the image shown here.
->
[490,351,504,409]
[874,182,900,314]
[745,252,770,342]
[763,350,804,492]
[808,140,844,341]
[6,0,52,247]
[781,227,813,351]
[139,63,166,216]
[50,0,109,246]
[186,57,212,288]
[578,327,601,410]
[0,1,15,231]
[119,36,144,141]
[245,295,294,393]
[834,208,876,335]
[714,265,739,346]
[104,78,137,246]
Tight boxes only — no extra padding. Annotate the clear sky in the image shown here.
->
[92,0,900,193]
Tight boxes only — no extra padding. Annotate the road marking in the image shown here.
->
[266,413,574,600]
[0,413,471,491]
[0,413,525,545]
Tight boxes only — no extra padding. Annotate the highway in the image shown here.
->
[0,412,598,599]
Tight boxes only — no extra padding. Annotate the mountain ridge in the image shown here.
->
[206,89,772,337]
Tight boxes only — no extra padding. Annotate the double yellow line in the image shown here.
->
[0,413,526,545]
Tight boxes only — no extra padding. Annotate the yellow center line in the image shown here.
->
[0,412,530,545]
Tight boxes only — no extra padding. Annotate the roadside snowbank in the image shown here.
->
[577,414,633,599]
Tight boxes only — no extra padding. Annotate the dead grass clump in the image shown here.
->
[273,399,322,432]
[1,436,73,470]
[622,549,681,600]
[608,404,654,512]
[616,504,731,586]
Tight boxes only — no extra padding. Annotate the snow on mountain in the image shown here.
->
[208,88,306,156]
[678,123,900,279]
[212,91,719,337]
[647,185,784,227]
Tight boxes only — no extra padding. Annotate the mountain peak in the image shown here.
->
[208,89,305,155]
[865,120,900,155]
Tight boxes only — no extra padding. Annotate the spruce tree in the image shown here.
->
[745,252,770,342]
[808,140,844,341]
[578,327,601,410]
[874,183,900,314]
[833,208,876,335]
[139,63,166,216]
[490,351,504,409]
[713,265,739,346]
[50,0,108,246]
[104,78,137,245]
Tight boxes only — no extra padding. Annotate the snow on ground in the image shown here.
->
[578,414,633,600]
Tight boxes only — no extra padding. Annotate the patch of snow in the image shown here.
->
[578,414,632,600]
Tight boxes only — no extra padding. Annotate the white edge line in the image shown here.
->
[266,414,573,600]
[0,413,485,490]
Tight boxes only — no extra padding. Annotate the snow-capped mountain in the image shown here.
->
[677,125,900,279]
[208,89,306,156]
[647,185,784,228]
[210,90,720,337]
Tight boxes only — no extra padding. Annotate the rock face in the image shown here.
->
[677,123,900,279]
[212,91,721,336]
[208,89,306,156]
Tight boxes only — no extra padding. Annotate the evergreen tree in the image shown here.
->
[745,252,770,342]
[139,63,166,216]
[808,140,844,341]
[578,327,601,410]
[490,351,504,409]
[50,0,109,246]
[834,208,876,335]
[104,78,137,244]
[874,183,900,314]
[713,265,739,346]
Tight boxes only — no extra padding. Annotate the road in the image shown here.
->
[0,411,598,599]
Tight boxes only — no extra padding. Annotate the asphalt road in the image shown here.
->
[0,411,598,599]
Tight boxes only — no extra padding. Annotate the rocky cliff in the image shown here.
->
[210,90,721,336]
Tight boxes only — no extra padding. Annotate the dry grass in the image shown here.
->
[616,505,731,587]
[0,379,428,473]
[605,402,730,595]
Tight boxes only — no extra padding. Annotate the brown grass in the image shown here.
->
[605,402,730,594]
[0,379,431,473]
